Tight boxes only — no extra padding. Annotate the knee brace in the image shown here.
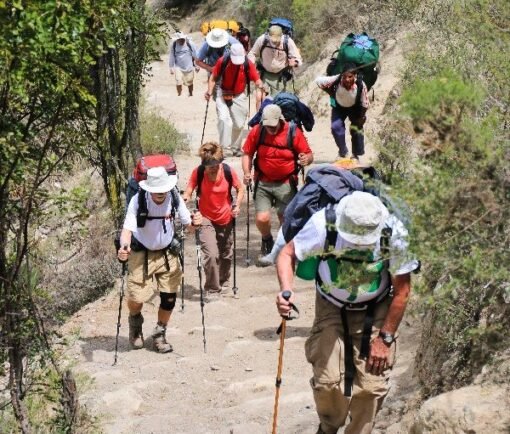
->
[159,292,176,311]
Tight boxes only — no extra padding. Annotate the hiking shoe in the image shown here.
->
[128,313,144,350]
[260,236,274,256]
[205,290,222,302]
[151,323,173,353]
[256,252,274,267]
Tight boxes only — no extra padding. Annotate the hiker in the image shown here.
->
[276,191,420,434]
[169,31,199,97]
[248,24,302,97]
[117,167,202,353]
[316,62,369,159]
[248,87,315,132]
[205,43,263,157]
[182,142,244,298]
[195,28,240,73]
[241,104,313,264]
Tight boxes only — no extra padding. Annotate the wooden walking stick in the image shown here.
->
[272,290,299,433]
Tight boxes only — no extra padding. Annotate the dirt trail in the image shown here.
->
[61,33,419,433]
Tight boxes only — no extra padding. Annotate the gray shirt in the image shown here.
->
[169,39,197,72]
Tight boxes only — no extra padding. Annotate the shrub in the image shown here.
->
[140,108,190,155]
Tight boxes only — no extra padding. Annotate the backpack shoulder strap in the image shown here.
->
[170,187,180,220]
[286,121,297,154]
[220,53,230,77]
[260,34,270,57]
[172,41,176,59]
[222,163,234,202]
[256,124,266,151]
[196,165,205,197]
[137,189,148,228]
[283,34,289,58]
[355,75,363,107]
[323,205,338,253]
[244,58,250,92]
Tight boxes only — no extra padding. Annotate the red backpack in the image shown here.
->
[132,154,177,182]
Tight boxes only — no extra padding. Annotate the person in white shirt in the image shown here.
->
[117,167,202,353]
[276,192,420,434]
[316,63,370,159]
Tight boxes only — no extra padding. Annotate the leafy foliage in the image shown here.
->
[377,0,510,397]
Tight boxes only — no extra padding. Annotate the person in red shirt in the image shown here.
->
[205,44,263,157]
[242,104,313,264]
[183,142,244,297]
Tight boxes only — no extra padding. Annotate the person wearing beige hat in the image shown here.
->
[241,104,313,262]
[117,167,202,353]
[275,191,420,434]
[248,24,302,97]
[205,43,263,156]
[169,31,199,96]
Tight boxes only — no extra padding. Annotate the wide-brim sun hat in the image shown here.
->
[139,166,178,193]
[229,43,246,65]
[206,28,229,48]
[171,31,187,40]
[335,191,389,245]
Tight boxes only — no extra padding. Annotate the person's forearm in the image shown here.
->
[119,228,132,248]
[235,185,245,208]
[381,273,411,334]
[196,59,213,72]
[276,241,296,290]
[241,155,252,175]
[207,75,217,94]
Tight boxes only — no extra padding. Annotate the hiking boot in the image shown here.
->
[260,236,274,256]
[256,252,274,267]
[128,313,144,350]
[151,323,173,353]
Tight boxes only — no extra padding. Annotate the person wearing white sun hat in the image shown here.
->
[275,191,420,434]
[169,31,198,96]
[195,28,241,73]
[205,43,263,156]
[117,166,202,353]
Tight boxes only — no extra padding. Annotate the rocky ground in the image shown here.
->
[60,32,424,433]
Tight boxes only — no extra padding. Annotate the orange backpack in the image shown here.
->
[200,20,240,36]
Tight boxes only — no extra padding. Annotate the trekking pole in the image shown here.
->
[195,218,207,353]
[113,245,128,366]
[200,99,210,146]
[232,216,238,298]
[272,290,300,434]
[180,223,185,312]
[245,182,251,266]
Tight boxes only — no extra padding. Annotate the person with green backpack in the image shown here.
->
[275,191,420,434]
[316,62,370,160]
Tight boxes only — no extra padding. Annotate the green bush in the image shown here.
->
[140,108,190,155]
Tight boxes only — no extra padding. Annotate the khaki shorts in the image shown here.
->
[254,180,296,215]
[127,250,182,304]
[305,292,396,388]
[175,68,194,86]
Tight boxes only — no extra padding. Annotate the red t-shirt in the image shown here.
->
[212,56,260,95]
[242,123,312,183]
[187,164,241,225]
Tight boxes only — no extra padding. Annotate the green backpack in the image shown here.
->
[326,32,380,91]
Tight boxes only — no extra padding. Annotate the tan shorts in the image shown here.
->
[254,180,296,215]
[175,68,194,86]
[127,250,182,304]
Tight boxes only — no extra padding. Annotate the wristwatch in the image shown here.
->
[378,331,396,345]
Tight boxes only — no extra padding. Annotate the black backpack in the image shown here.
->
[272,92,315,132]
[281,165,383,242]
[196,163,234,202]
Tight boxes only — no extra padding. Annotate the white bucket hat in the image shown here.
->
[206,28,229,48]
[229,43,246,65]
[138,167,178,193]
[335,191,389,245]
[171,31,187,41]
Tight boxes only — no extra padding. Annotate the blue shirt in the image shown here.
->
[197,35,240,66]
